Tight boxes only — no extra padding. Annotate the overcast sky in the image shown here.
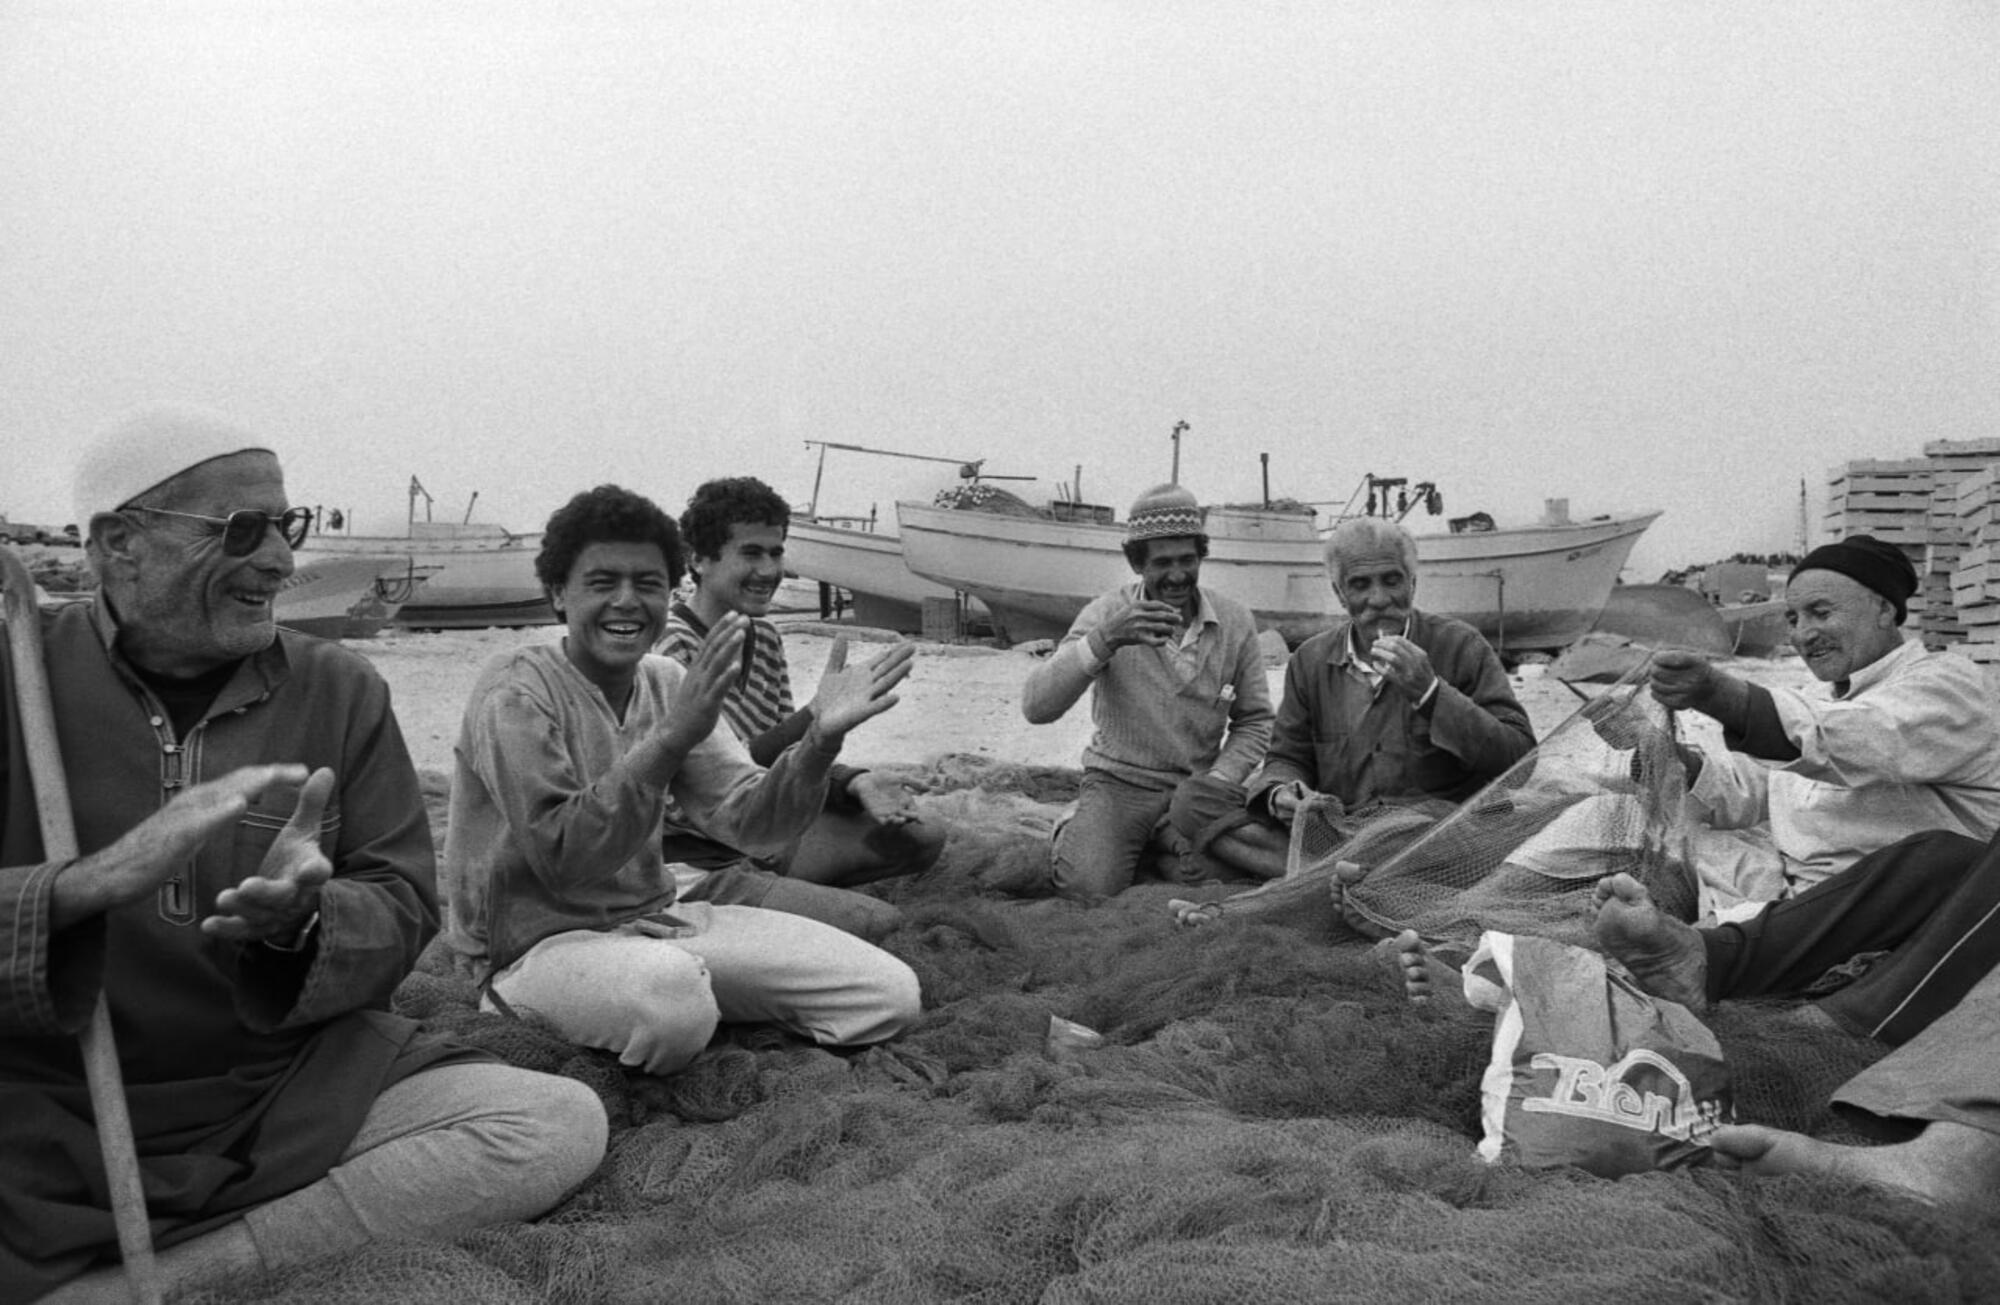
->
[4,1,1995,580]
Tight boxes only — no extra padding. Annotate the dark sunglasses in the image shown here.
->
[122,505,314,556]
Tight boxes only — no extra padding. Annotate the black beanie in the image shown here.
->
[1790,535,1918,622]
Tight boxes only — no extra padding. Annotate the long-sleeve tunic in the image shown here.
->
[1,599,452,1298]
[439,643,839,981]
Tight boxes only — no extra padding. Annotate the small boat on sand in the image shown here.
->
[897,496,1659,654]
[297,481,554,630]
[298,523,552,629]
[1720,598,1790,658]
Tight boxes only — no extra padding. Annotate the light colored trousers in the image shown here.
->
[486,901,923,1075]
[45,1063,606,1303]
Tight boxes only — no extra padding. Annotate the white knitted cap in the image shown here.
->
[72,403,273,531]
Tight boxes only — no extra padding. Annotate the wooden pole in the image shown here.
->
[0,547,162,1305]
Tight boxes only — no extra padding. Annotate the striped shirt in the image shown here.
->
[655,602,794,744]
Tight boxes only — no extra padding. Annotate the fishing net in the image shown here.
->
[161,742,2000,1304]
[1329,658,1701,952]
[1197,659,1699,953]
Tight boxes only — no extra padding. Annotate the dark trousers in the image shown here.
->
[1702,829,2000,1045]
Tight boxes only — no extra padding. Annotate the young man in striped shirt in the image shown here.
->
[654,479,946,936]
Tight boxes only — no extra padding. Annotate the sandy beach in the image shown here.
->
[356,617,1819,780]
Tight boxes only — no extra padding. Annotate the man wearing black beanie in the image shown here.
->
[1640,534,2000,916]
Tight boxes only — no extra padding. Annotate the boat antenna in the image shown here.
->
[1260,452,1270,507]
[463,491,480,525]
[1169,420,1188,485]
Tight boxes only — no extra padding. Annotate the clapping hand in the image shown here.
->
[203,766,336,945]
[810,638,917,742]
[52,763,312,930]
[661,612,750,754]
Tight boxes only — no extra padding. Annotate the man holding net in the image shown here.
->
[1640,535,2000,918]
[1017,484,1273,900]
[1190,516,1533,885]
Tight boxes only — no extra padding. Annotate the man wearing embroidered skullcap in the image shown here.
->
[1,403,605,1301]
[1015,483,1273,899]
[1637,533,2000,918]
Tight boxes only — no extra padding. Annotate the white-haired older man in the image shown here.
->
[1201,516,1533,881]
[0,405,605,1303]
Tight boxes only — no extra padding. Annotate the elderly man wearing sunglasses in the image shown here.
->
[0,404,606,1302]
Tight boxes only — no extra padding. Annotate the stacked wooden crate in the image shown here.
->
[1944,454,2000,666]
[1824,456,1932,629]
[1924,440,2000,651]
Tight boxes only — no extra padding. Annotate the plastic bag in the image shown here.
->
[1465,930,1731,1176]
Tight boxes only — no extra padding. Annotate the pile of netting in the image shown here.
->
[179,743,2000,1304]
[1325,658,1701,952]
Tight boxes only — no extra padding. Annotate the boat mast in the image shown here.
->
[1169,420,1188,485]
[408,476,434,529]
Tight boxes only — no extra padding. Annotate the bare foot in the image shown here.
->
[1334,859,1392,939]
[1593,872,1710,1013]
[1711,1121,2000,1209]
[1384,928,1468,1011]
[1169,898,1225,929]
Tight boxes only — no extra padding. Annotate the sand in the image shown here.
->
[354,618,1818,779]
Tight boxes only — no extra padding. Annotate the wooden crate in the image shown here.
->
[920,596,963,643]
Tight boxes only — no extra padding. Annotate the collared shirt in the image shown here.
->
[1023,581,1273,789]
[1690,638,2000,893]
[1340,614,1411,695]
[1247,608,1534,808]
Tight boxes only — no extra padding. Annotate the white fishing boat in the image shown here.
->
[784,514,1002,633]
[896,496,1661,654]
[295,480,553,629]
[782,440,1017,633]
[297,523,550,629]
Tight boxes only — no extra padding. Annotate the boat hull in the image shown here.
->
[297,530,554,629]
[1720,599,1790,658]
[897,503,1660,653]
[276,556,418,640]
[784,516,986,633]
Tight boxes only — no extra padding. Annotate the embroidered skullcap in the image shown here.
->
[1790,534,1918,622]
[72,403,273,532]
[1125,483,1205,544]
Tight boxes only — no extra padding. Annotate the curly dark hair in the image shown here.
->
[1121,532,1210,570]
[680,477,791,576]
[534,485,684,590]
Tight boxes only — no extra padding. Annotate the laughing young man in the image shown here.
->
[1017,483,1274,900]
[442,484,921,1076]
[650,478,945,938]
